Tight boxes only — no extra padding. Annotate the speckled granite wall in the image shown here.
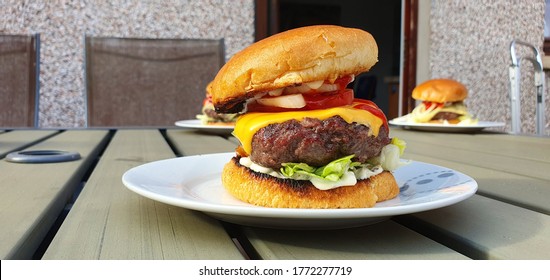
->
[2,0,548,134]
[430,0,549,135]
[0,0,254,127]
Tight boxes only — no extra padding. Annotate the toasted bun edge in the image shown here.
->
[412,78,468,103]
[221,157,399,208]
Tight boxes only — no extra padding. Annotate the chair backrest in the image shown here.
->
[0,34,39,127]
[85,37,225,127]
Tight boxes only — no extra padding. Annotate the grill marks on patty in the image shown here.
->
[250,116,390,169]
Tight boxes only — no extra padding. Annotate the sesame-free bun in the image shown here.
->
[211,25,378,112]
[412,79,468,103]
[222,157,399,209]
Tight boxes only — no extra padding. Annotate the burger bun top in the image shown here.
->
[210,25,378,112]
[412,78,468,103]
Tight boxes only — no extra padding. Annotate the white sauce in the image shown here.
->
[238,157,384,190]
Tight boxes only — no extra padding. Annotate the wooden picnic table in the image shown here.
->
[0,127,547,260]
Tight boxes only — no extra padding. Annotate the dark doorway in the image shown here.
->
[255,0,417,118]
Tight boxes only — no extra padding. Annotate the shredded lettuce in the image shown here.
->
[366,138,407,171]
[457,115,479,125]
[281,155,355,182]
[407,102,478,124]
[280,155,364,190]
[391,137,406,156]
[379,144,401,171]
[280,138,408,182]
[410,102,470,123]
[258,138,409,190]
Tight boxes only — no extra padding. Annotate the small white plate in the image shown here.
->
[174,119,234,134]
[389,119,505,133]
[122,153,478,229]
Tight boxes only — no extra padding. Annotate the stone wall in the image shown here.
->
[3,0,549,134]
[0,0,255,127]
[430,0,549,135]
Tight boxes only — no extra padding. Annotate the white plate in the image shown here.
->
[174,119,234,134]
[122,153,477,229]
[389,119,505,133]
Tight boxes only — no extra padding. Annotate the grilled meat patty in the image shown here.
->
[250,116,390,169]
[432,111,461,121]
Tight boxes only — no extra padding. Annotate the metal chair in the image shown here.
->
[508,39,546,135]
[85,36,224,127]
[0,34,40,127]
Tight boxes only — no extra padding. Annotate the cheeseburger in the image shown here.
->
[210,25,405,208]
[196,82,240,125]
[409,78,477,124]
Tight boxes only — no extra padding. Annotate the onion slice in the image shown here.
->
[316,83,338,92]
[256,94,306,108]
[305,80,324,89]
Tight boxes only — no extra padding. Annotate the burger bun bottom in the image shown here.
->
[222,157,399,208]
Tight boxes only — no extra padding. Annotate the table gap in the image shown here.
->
[392,216,486,260]
[475,191,549,215]
[160,129,182,157]
[221,222,262,260]
[32,130,115,259]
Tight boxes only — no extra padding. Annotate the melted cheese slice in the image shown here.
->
[234,106,384,155]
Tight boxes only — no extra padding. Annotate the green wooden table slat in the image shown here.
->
[403,152,550,215]
[166,129,238,155]
[389,129,550,259]
[395,195,550,259]
[0,130,59,158]
[34,128,547,260]
[391,129,550,164]
[0,130,110,259]
[42,129,244,260]
[245,220,469,260]
[391,131,550,181]
[227,136,241,146]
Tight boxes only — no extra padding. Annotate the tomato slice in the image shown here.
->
[352,98,389,130]
[247,89,354,112]
[333,75,354,89]
[303,89,354,110]
[422,101,444,109]
[242,76,388,130]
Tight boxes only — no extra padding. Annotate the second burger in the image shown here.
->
[408,78,477,124]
